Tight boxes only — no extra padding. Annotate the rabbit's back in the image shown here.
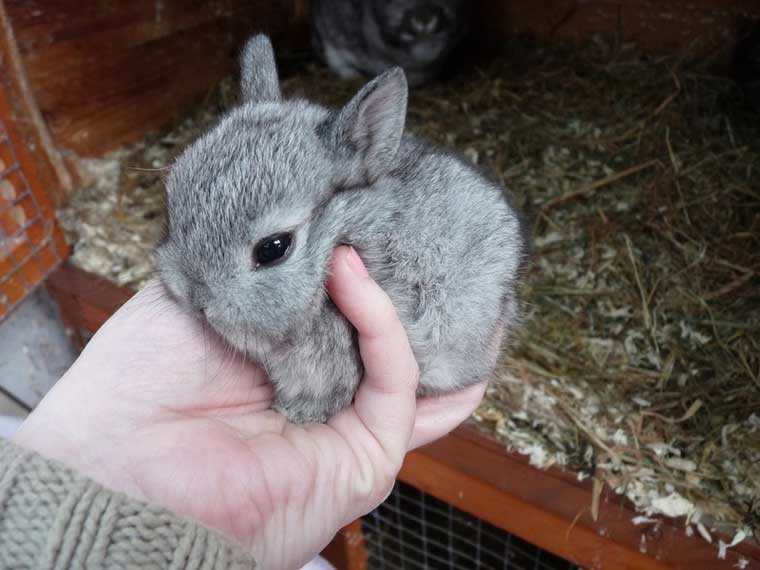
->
[337,138,524,392]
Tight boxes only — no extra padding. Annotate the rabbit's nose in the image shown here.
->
[409,5,443,34]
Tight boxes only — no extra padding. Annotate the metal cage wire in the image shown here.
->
[362,482,582,570]
[0,120,64,320]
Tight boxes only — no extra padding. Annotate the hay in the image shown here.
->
[59,37,760,545]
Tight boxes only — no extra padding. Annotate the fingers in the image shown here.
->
[327,246,419,461]
[409,381,487,449]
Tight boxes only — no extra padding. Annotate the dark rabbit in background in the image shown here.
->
[311,0,470,86]
[156,35,525,423]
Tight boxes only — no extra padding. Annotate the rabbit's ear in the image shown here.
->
[329,67,408,181]
[240,35,281,103]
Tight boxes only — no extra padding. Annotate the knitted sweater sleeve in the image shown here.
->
[0,438,255,570]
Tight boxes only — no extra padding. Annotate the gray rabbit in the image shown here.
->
[156,35,525,423]
[311,0,470,86]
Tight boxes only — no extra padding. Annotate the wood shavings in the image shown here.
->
[650,492,696,518]
[719,529,750,559]
[697,522,714,544]
[632,516,659,525]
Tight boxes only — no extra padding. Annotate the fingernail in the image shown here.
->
[345,247,368,277]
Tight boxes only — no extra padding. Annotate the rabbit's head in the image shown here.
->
[156,36,408,349]
[372,0,469,62]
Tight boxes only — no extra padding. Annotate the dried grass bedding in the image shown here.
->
[59,37,760,555]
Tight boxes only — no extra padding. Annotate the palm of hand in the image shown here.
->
[18,290,386,569]
[15,250,486,570]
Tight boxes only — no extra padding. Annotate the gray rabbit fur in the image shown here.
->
[156,35,526,423]
[311,0,470,86]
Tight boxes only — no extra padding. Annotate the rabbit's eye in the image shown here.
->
[254,233,293,266]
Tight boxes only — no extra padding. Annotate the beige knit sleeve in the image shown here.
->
[0,438,255,570]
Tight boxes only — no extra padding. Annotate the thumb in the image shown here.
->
[327,246,419,462]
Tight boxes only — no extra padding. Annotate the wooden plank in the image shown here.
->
[4,0,305,157]
[400,429,760,570]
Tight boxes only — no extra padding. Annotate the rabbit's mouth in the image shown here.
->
[202,311,276,363]
[203,310,240,344]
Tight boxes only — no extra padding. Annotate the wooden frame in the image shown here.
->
[45,263,760,570]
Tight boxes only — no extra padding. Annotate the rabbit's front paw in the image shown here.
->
[273,391,351,424]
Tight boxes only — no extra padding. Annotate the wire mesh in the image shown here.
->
[362,482,582,570]
[0,120,64,321]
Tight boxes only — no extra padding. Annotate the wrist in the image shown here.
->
[12,407,147,503]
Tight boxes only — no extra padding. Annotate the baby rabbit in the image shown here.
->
[311,0,470,86]
[157,35,525,423]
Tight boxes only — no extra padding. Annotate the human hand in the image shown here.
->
[13,246,486,569]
